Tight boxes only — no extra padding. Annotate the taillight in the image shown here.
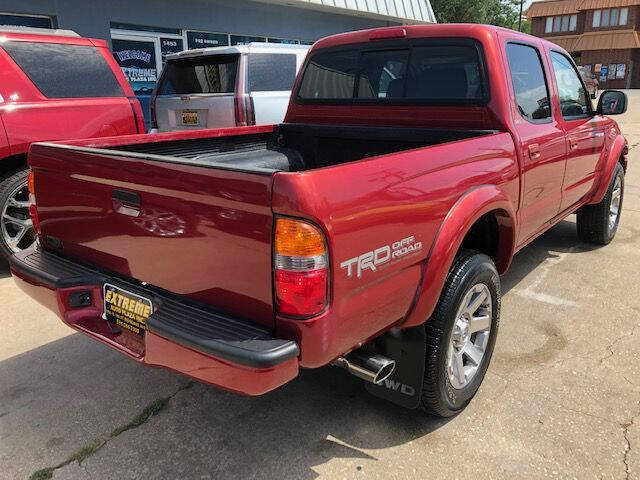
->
[27,170,40,235]
[234,93,255,127]
[274,217,328,317]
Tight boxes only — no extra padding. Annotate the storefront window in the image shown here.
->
[601,9,610,27]
[0,13,53,28]
[230,35,265,45]
[592,10,601,27]
[569,15,577,31]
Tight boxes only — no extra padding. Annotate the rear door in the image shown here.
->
[504,41,567,244]
[248,52,298,125]
[154,54,239,131]
[548,50,605,211]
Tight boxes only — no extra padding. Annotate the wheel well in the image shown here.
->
[619,153,627,172]
[0,153,28,180]
[460,212,500,267]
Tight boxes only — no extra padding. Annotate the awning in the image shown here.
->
[572,30,640,51]
[544,34,581,51]
[252,0,436,23]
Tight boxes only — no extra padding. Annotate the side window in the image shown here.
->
[2,42,124,98]
[550,51,589,119]
[248,53,296,92]
[506,43,551,122]
[298,50,359,99]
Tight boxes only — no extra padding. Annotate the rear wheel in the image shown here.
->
[420,249,500,417]
[576,162,624,245]
[0,168,36,259]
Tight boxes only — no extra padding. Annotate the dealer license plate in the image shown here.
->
[181,110,199,125]
[103,283,153,337]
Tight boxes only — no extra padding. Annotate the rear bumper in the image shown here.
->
[9,249,299,395]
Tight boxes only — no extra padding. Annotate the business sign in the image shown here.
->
[112,38,157,95]
[186,31,229,49]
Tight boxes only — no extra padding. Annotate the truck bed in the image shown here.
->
[104,124,496,173]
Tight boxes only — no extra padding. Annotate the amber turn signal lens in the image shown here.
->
[275,217,326,257]
[27,170,35,195]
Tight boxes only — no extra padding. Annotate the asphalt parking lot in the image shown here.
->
[2,91,640,480]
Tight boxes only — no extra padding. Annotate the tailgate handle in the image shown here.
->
[112,189,141,217]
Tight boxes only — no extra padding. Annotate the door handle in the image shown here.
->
[527,144,541,160]
[112,189,141,217]
[570,140,579,150]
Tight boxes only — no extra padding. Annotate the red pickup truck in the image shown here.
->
[10,25,628,417]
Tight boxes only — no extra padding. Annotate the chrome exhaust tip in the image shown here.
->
[332,351,396,385]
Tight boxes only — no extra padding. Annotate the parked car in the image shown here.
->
[578,66,599,99]
[151,42,309,131]
[12,25,628,418]
[0,26,145,259]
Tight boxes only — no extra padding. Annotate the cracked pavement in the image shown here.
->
[2,91,640,480]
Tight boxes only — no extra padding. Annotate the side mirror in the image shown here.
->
[597,90,627,115]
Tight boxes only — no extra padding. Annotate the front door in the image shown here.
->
[505,41,567,244]
[548,51,604,212]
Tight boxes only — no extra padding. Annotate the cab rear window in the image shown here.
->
[2,42,124,98]
[297,41,487,104]
[158,54,239,95]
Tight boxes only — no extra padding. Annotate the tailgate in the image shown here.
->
[29,143,276,327]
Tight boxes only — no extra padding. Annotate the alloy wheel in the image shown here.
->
[1,181,36,253]
[447,283,492,390]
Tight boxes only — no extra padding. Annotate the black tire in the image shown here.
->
[0,168,34,259]
[420,249,501,417]
[576,162,624,245]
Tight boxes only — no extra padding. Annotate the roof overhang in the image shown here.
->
[249,0,436,24]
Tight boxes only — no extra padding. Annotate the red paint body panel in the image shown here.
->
[0,31,140,166]
[11,269,297,395]
[15,25,629,395]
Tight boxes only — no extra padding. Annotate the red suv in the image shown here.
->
[0,27,145,259]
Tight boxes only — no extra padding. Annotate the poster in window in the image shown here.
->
[594,63,602,73]
[608,64,616,80]
[616,64,626,79]
[599,65,608,83]
[186,31,229,50]
[112,38,157,96]
[160,38,183,64]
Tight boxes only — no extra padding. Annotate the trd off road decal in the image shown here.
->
[340,235,423,278]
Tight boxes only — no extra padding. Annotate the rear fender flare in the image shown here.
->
[401,185,516,328]
[590,134,627,205]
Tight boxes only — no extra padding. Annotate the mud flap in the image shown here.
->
[365,325,426,409]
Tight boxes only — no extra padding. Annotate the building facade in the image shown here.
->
[527,0,640,88]
[1,0,435,122]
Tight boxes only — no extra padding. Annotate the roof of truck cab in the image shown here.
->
[165,42,310,61]
[311,24,564,53]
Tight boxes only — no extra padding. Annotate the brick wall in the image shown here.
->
[580,49,636,88]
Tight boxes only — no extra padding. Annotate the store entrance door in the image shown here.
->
[111,31,184,130]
